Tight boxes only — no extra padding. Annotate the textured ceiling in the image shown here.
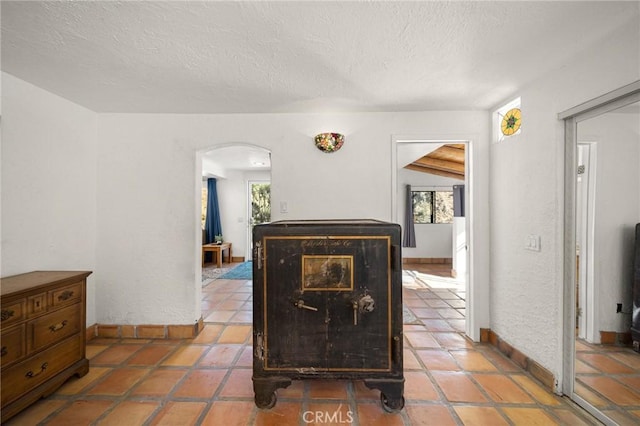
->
[1,1,638,114]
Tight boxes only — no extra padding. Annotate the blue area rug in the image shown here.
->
[219,261,253,280]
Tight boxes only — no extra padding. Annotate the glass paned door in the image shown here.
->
[247,181,271,258]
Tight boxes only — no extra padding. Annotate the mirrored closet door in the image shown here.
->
[562,82,640,426]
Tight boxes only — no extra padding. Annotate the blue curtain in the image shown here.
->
[204,178,223,246]
[403,184,416,248]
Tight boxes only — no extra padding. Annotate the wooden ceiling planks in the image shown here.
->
[404,144,465,180]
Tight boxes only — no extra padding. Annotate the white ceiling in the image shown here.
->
[2,1,638,115]
[2,1,638,173]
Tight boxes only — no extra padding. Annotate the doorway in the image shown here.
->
[391,139,474,339]
[199,143,271,267]
[247,181,271,259]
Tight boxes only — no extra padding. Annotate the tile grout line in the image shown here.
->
[8,266,619,425]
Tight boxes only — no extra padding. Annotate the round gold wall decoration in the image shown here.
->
[501,108,521,136]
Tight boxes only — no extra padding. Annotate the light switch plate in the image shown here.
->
[525,234,541,251]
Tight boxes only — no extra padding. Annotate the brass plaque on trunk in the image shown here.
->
[302,255,353,290]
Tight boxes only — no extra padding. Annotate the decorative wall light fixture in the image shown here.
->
[314,132,344,153]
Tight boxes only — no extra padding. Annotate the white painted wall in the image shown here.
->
[579,112,639,335]
[1,73,98,326]
[489,18,639,388]
[214,169,271,260]
[95,116,200,325]
[94,111,489,328]
[202,157,227,179]
[214,171,245,252]
[397,166,461,258]
[0,74,489,330]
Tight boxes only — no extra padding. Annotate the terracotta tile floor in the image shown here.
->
[7,264,603,425]
[575,338,640,422]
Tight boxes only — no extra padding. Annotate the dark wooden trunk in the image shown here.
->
[252,220,404,411]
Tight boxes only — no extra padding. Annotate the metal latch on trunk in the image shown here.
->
[352,294,375,325]
[255,242,263,269]
[255,333,265,360]
[295,299,318,311]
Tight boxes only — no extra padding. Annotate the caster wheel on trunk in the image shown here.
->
[255,392,277,409]
[380,393,405,413]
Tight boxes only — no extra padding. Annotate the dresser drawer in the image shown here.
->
[1,271,91,422]
[49,282,82,308]
[1,301,26,327]
[27,293,47,317]
[1,334,82,406]
[1,325,26,367]
[29,304,81,353]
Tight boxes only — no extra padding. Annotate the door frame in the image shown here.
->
[576,142,597,342]
[391,136,486,342]
[247,179,271,260]
[195,142,271,315]
[559,80,640,424]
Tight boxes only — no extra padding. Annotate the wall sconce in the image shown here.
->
[314,133,344,153]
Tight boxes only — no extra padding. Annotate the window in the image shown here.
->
[494,97,522,143]
[250,182,271,225]
[201,186,208,228]
[411,190,454,224]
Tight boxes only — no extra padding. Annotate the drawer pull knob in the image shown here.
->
[1,346,7,357]
[25,362,48,378]
[49,320,68,332]
[58,290,75,301]
[295,299,318,311]
[1,309,15,321]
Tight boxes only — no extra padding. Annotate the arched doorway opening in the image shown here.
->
[195,143,271,316]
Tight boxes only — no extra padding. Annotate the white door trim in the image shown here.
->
[576,142,598,343]
[391,136,487,342]
[246,180,271,260]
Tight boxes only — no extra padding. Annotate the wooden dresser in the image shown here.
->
[1,271,92,422]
